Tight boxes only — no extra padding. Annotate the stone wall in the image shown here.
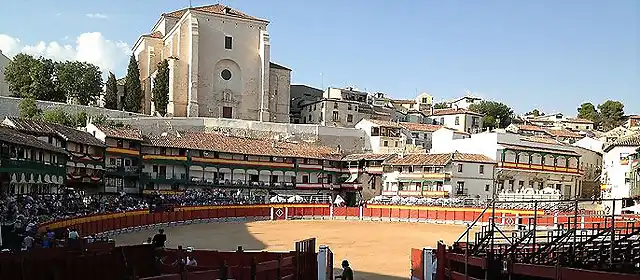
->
[0,96,148,119]
[110,117,368,154]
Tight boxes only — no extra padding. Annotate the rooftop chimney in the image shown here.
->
[224,7,231,14]
[429,106,434,115]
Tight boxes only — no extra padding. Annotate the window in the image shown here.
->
[440,117,444,124]
[334,102,339,109]
[348,104,352,110]
[519,181,524,187]
[479,165,484,174]
[224,36,233,49]
[485,184,490,191]
[222,106,233,118]
[383,141,388,147]
[371,127,380,136]
[270,175,278,183]
[455,116,460,125]
[456,182,465,195]
[409,104,414,109]
[332,111,339,121]
[457,164,463,172]
[422,97,428,103]
[302,175,309,183]
[152,165,158,173]
[347,114,353,122]
[221,69,232,80]
[109,158,116,166]
[394,141,398,147]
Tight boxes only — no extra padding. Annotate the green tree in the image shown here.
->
[56,61,104,105]
[103,72,119,110]
[152,59,170,116]
[42,108,71,126]
[433,102,449,109]
[525,109,543,117]
[4,54,64,101]
[577,102,600,125]
[123,55,143,113]
[18,97,42,119]
[598,100,625,131]
[469,101,514,129]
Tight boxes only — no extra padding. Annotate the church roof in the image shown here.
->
[270,62,291,71]
[164,4,268,23]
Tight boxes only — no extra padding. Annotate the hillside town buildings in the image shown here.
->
[0,50,10,97]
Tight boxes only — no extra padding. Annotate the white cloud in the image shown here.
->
[86,13,108,19]
[0,32,131,72]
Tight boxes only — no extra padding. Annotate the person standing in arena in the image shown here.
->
[335,260,354,280]
[152,229,167,248]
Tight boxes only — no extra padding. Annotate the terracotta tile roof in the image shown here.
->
[566,118,594,124]
[400,122,442,132]
[0,125,66,154]
[517,124,547,132]
[384,152,494,166]
[366,119,403,128]
[603,132,640,152]
[164,4,268,22]
[499,143,579,156]
[342,153,396,161]
[96,125,143,141]
[431,108,483,117]
[629,115,640,120]
[390,99,416,104]
[143,132,342,160]
[269,62,291,71]
[520,136,561,145]
[546,129,583,138]
[5,117,106,147]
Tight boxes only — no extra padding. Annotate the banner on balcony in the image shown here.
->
[620,153,630,165]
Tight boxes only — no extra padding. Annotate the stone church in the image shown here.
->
[132,4,291,122]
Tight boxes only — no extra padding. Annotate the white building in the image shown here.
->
[449,95,482,109]
[0,50,11,96]
[573,137,604,154]
[601,133,640,211]
[427,108,483,134]
[355,119,417,154]
[132,4,291,121]
[525,113,595,131]
[432,131,583,198]
[381,152,496,199]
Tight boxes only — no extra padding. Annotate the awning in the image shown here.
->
[345,173,358,183]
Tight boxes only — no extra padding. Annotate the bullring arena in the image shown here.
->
[115,219,466,279]
[4,201,640,280]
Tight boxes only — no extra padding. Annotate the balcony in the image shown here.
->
[141,172,187,184]
[498,162,580,175]
[106,147,140,156]
[366,166,384,174]
[0,156,66,175]
[188,177,296,189]
[382,190,449,197]
[396,172,450,181]
[106,166,142,176]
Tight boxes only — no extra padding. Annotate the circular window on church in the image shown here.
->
[221,69,232,80]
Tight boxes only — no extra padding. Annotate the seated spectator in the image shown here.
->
[152,229,167,248]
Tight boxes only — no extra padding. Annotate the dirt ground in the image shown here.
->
[115,220,468,280]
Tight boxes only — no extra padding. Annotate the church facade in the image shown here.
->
[132,4,291,122]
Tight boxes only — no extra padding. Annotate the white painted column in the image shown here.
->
[359,206,363,220]
[580,215,585,229]
[317,245,329,280]
[501,212,506,225]
[329,205,334,220]
[285,207,289,220]
[424,248,435,280]
[270,207,274,220]
[514,214,520,231]
[554,212,559,229]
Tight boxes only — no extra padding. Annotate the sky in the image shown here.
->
[0,0,637,115]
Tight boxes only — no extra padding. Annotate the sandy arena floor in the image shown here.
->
[115,220,468,280]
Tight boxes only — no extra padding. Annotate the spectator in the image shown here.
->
[143,237,153,244]
[152,229,167,248]
[22,235,34,251]
[68,228,79,239]
[335,260,353,280]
